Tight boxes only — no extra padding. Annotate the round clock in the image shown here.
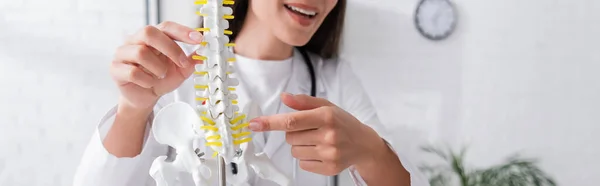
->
[414,0,458,41]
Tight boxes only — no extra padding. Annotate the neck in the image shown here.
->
[233,10,293,60]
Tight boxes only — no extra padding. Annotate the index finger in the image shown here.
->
[249,110,324,132]
[155,21,204,44]
[127,21,203,68]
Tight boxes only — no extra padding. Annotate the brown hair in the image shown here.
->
[228,0,346,59]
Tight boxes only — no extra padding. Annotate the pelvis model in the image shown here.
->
[147,0,291,185]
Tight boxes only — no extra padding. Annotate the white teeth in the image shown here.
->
[285,5,317,16]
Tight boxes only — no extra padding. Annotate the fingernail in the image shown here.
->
[282,92,296,100]
[249,121,262,131]
[282,92,293,98]
[189,31,203,42]
[180,54,190,68]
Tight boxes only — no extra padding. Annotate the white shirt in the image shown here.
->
[233,54,294,141]
[72,47,429,186]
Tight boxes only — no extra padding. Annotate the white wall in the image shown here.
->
[343,0,600,186]
[1,0,599,185]
[456,1,600,185]
[0,0,144,185]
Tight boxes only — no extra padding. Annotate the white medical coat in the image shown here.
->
[72,47,429,186]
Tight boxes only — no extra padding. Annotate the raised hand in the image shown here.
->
[111,21,204,110]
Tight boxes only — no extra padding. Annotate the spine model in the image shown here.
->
[194,1,291,185]
[193,0,248,165]
[148,1,292,186]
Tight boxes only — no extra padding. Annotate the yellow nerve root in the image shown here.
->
[224,30,233,35]
[231,100,238,104]
[231,123,249,131]
[230,114,245,124]
[200,116,215,125]
[194,71,208,76]
[200,42,208,46]
[195,97,207,101]
[227,58,236,62]
[232,132,251,139]
[201,126,219,132]
[223,0,234,5]
[212,151,219,157]
[192,55,207,60]
[195,11,207,16]
[194,85,208,89]
[223,15,234,19]
[206,141,223,147]
[225,43,236,47]
[206,135,221,140]
[194,0,207,4]
[234,138,252,145]
[195,28,210,32]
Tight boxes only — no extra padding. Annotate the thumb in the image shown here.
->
[281,92,333,111]
[178,55,201,78]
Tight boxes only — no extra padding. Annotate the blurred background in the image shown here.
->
[0,0,598,185]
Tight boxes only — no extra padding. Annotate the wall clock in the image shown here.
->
[414,0,458,41]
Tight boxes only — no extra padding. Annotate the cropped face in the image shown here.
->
[250,0,339,46]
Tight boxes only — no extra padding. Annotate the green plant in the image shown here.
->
[418,145,557,186]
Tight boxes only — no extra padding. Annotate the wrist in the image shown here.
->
[116,98,155,122]
[353,125,411,186]
[355,125,390,168]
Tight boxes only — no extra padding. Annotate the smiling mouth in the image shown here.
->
[284,4,318,18]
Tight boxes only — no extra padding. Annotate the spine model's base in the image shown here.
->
[148,101,291,186]
[148,102,216,186]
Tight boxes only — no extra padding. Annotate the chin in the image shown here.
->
[280,36,311,47]
[276,29,315,47]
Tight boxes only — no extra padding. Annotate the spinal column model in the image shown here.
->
[147,1,291,186]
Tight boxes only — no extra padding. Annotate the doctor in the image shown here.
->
[74,0,428,185]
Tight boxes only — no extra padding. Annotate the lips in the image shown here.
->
[284,3,319,26]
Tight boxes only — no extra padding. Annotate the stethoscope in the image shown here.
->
[297,48,316,97]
